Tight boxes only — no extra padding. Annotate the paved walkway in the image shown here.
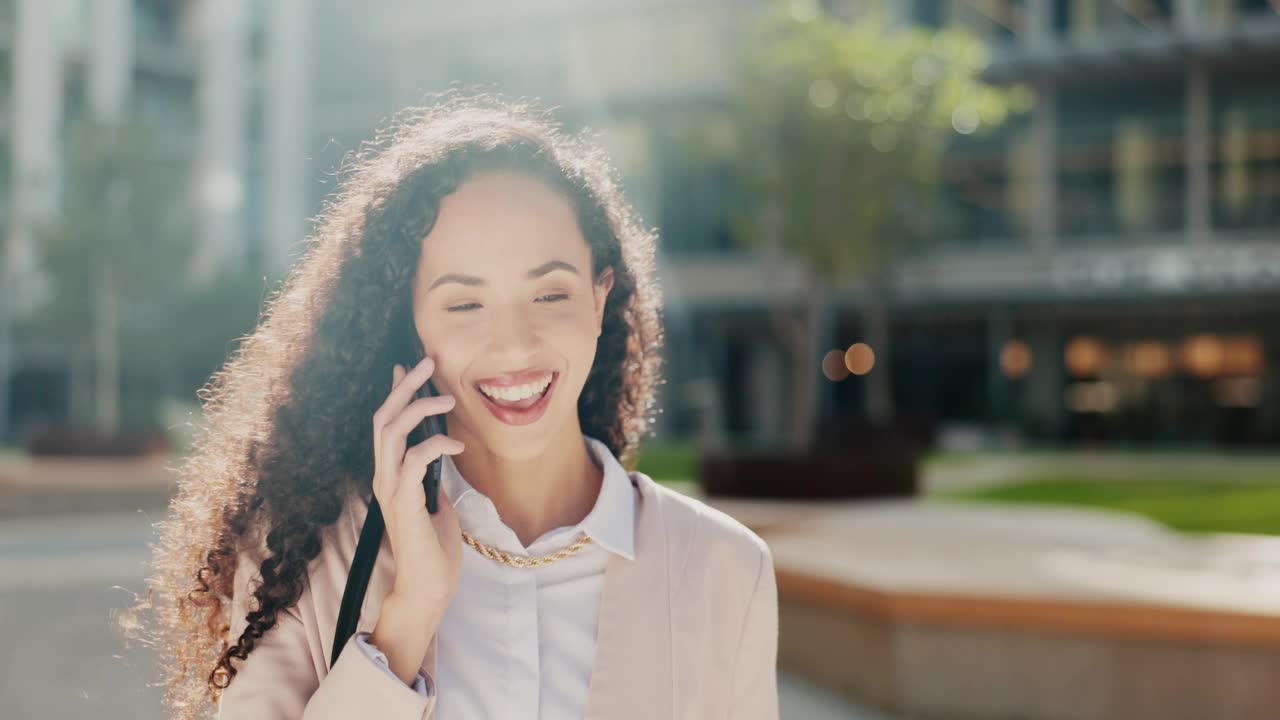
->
[692,491,1280,719]
[0,454,176,518]
[12,454,1280,716]
[1,509,892,719]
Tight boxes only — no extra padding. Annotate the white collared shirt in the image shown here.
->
[356,434,636,719]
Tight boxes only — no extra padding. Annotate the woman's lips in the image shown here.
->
[475,371,558,426]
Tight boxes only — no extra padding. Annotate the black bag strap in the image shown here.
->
[332,335,444,667]
[329,497,386,667]
[330,423,443,667]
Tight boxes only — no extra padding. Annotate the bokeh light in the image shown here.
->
[951,104,980,134]
[999,339,1032,378]
[809,79,837,109]
[1124,341,1173,378]
[1066,382,1119,413]
[822,349,850,381]
[844,343,876,376]
[1065,337,1108,377]
[1222,336,1264,377]
[1180,334,1224,378]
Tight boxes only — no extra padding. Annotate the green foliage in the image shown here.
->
[34,118,195,335]
[27,117,197,429]
[166,265,274,398]
[722,1,1032,279]
[633,441,697,481]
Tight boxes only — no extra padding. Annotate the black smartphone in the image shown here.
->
[409,337,448,514]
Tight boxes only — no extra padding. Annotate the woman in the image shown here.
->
[141,95,778,719]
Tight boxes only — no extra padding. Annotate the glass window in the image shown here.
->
[655,115,736,255]
[1212,71,1280,231]
[921,0,1024,43]
[134,0,180,48]
[133,75,196,130]
[1208,0,1280,26]
[1056,79,1185,239]
[1054,0,1174,39]
[937,113,1033,246]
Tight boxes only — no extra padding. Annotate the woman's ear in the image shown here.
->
[593,266,615,335]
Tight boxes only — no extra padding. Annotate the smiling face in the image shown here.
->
[412,171,614,459]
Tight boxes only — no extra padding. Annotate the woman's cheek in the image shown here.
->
[534,313,583,353]
[554,313,600,364]
[420,335,470,396]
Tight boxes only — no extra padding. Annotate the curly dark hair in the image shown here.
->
[133,94,664,719]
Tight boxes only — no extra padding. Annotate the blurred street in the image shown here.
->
[0,509,886,720]
[0,511,163,719]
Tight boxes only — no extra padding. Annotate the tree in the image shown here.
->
[712,1,1031,445]
[30,118,195,433]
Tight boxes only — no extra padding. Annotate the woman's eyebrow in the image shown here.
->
[526,259,581,279]
[426,273,485,293]
[426,260,580,293]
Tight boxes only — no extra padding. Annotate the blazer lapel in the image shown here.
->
[357,473,673,717]
[583,473,673,720]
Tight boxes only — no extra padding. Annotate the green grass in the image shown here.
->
[637,445,1280,534]
[633,442,696,482]
[922,451,992,471]
[944,477,1280,535]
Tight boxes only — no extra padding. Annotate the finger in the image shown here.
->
[374,459,398,507]
[401,434,465,478]
[386,355,436,415]
[399,435,465,497]
[385,394,456,441]
[391,463,425,512]
[380,394,456,480]
[374,363,409,448]
[432,483,458,529]
[374,356,433,434]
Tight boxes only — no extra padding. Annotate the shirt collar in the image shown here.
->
[438,434,636,561]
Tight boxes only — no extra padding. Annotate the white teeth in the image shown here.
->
[478,374,552,402]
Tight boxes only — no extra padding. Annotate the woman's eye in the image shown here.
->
[447,295,566,312]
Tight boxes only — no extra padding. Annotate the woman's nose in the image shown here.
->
[487,306,540,363]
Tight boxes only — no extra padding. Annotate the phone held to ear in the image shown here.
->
[411,339,448,514]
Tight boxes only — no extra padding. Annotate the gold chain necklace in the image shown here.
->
[460,529,594,568]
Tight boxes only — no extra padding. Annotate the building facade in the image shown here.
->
[4,0,1277,447]
[0,0,310,440]
[352,0,1280,448]
[890,0,1280,446]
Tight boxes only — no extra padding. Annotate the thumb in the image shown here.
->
[432,484,457,527]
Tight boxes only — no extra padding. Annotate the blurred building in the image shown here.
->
[302,0,762,444]
[891,0,1280,447]
[0,0,309,440]
[340,0,1280,448]
[1,0,201,438]
[4,0,1278,448]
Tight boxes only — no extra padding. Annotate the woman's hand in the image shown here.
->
[369,355,464,684]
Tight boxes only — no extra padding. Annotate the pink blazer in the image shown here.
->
[218,470,779,719]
